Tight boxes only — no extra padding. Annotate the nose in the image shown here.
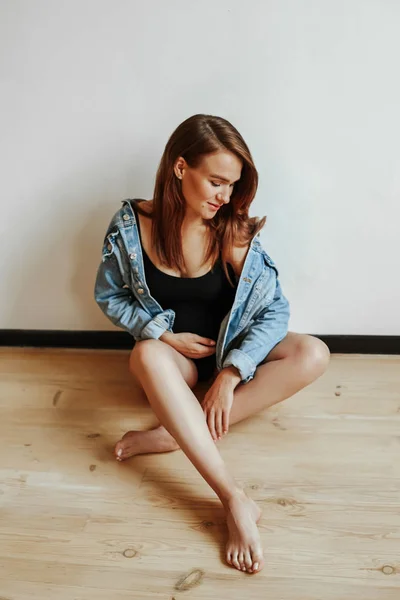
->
[216,190,230,204]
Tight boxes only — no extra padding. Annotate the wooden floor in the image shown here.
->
[0,348,399,599]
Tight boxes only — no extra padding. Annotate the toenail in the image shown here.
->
[253,562,259,571]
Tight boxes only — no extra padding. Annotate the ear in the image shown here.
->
[173,156,187,180]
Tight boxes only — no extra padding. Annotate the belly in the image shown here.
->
[172,302,223,340]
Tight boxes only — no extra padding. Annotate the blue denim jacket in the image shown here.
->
[94,200,290,383]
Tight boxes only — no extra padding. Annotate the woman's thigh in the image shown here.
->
[264,332,303,362]
[264,331,330,367]
[129,339,199,389]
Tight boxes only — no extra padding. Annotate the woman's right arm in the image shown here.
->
[95,255,216,354]
[94,248,171,342]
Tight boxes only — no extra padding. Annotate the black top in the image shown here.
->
[134,206,237,342]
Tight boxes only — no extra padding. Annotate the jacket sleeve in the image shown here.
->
[94,249,171,342]
[222,279,290,383]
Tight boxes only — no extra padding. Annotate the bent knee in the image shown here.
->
[295,335,330,378]
[130,339,168,372]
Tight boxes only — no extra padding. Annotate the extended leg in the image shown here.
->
[119,339,264,574]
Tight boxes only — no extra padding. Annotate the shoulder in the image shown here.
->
[106,199,152,227]
[226,216,268,277]
[137,199,153,215]
[227,234,278,278]
[227,241,250,278]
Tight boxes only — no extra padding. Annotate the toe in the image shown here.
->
[226,550,233,565]
[244,550,253,572]
[252,551,264,573]
[232,552,241,571]
[114,443,123,459]
[238,551,245,571]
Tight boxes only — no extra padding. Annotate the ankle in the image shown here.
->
[220,487,247,509]
[154,426,179,451]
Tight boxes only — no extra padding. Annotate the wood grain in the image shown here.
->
[0,347,399,599]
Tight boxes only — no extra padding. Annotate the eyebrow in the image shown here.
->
[209,173,240,184]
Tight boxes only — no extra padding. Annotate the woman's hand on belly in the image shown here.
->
[160,331,216,359]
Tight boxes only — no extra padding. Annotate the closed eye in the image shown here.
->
[211,181,236,188]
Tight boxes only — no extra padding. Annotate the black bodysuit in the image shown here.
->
[134,206,237,381]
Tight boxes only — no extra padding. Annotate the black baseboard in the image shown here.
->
[0,330,399,354]
[0,330,134,349]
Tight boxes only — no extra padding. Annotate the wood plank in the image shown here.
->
[0,348,399,599]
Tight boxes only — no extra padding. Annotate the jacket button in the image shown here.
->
[129,253,137,260]
[138,289,144,294]
[107,244,112,251]
[123,214,130,221]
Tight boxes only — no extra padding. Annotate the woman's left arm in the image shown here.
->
[220,241,290,383]
[202,243,289,440]
[222,279,290,384]
[203,283,289,440]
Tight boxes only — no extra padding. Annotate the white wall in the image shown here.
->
[1,0,399,335]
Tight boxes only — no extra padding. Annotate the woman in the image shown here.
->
[94,114,330,575]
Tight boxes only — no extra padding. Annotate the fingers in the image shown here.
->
[201,348,216,357]
[206,409,218,441]
[184,347,215,359]
[215,410,230,439]
[195,336,216,347]
[222,408,230,436]
[206,409,225,442]
[215,410,223,440]
[193,345,216,358]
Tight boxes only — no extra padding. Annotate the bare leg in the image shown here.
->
[115,344,197,460]
[229,333,330,425]
[117,339,264,574]
[116,333,329,456]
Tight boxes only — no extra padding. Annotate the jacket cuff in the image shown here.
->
[222,349,257,384]
[140,317,169,340]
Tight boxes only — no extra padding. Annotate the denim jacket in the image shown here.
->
[94,200,290,383]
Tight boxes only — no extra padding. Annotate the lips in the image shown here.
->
[207,202,222,210]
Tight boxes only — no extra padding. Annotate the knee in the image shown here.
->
[130,339,167,373]
[294,335,330,381]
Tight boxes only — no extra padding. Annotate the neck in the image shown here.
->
[183,205,205,229]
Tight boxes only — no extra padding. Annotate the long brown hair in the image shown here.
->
[135,114,265,280]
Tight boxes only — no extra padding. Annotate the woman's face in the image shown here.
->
[175,150,242,220]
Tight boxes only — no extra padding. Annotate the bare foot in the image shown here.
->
[225,490,264,574]
[114,426,179,461]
